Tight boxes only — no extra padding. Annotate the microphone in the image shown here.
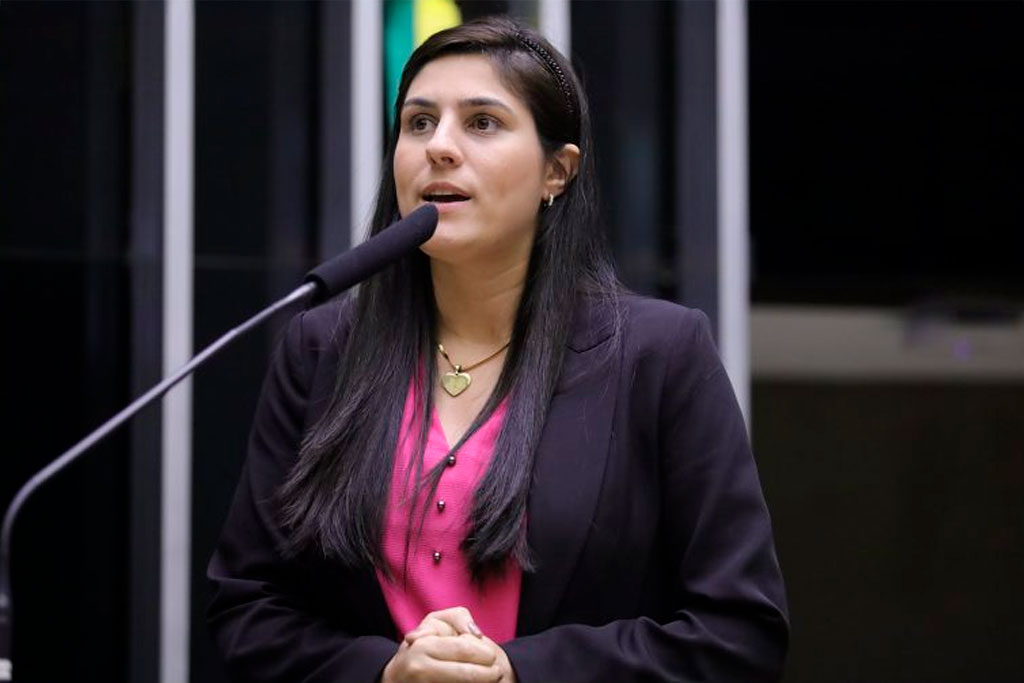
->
[0,203,437,681]
[305,203,438,301]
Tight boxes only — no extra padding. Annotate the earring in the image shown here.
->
[544,193,555,208]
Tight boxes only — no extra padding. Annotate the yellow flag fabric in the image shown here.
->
[414,0,461,46]
[385,0,461,122]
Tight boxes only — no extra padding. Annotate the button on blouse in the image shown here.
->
[376,384,521,644]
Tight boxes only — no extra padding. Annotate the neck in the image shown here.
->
[431,256,527,348]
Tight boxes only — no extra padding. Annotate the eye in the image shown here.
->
[407,113,434,133]
[470,114,500,133]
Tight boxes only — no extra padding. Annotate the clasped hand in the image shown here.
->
[381,607,516,683]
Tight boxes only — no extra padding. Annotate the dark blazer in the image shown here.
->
[207,294,789,682]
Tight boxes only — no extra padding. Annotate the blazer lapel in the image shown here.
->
[516,298,620,635]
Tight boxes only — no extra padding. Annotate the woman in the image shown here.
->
[208,15,788,683]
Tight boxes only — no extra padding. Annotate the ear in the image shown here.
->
[543,143,581,199]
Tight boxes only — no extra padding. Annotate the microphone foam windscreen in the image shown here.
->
[304,203,438,301]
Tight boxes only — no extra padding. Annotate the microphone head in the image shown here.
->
[304,203,438,301]
[395,202,440,245]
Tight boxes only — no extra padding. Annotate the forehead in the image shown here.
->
[405,54,525,109]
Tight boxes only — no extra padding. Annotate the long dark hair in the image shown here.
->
[278,15,621,582]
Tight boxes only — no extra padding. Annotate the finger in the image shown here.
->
[390,641,500,683]
[412,659,501,683]
[412,634,498,667]
[404,617,459,644]
[479,636,515,682]
[424,606,484,638]
[414,634,496,665]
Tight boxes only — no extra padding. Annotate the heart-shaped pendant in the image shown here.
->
[441,371,471,397]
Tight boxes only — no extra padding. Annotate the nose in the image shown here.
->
[425,118,462,167]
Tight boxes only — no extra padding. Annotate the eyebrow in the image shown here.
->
[402,96,515,116]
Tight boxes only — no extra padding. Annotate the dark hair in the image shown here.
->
[278,15,621,581]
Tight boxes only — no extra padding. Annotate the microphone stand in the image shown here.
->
[0,201,438,680]
[0,281,318,682]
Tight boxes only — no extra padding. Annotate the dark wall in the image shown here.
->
[754,380,1024,682]
[191,2,319,682]
[0,1,131,680]
[572,0,677,298]
[749,0,1024,306]
[749,5,1024,677]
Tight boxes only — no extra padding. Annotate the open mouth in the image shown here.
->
[423,193,470,204]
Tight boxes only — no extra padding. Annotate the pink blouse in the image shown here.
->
[376,385,521,643]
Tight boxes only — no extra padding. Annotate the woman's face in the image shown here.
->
[394,53,550,266]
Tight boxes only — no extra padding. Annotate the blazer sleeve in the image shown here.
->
[206,309,398,682]
[503,309,789,682]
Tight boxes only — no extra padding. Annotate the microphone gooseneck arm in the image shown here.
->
[0,281,316,681]
[0,202,438,681]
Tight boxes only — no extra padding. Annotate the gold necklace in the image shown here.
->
[436,341,510,397]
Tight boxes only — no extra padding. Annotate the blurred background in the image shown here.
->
[1,0,1021,681]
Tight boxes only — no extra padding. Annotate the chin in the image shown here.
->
[419,224,474,264]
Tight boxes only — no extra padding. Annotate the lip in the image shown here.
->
[420,199,468,215]
[421,181,472,200]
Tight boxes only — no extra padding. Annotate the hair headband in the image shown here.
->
[514,30,577,119]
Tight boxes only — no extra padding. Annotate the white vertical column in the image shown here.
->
[717,0,750,427]
[162,1,193,682]
[539,0,571,57]
[352,0,382,246]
